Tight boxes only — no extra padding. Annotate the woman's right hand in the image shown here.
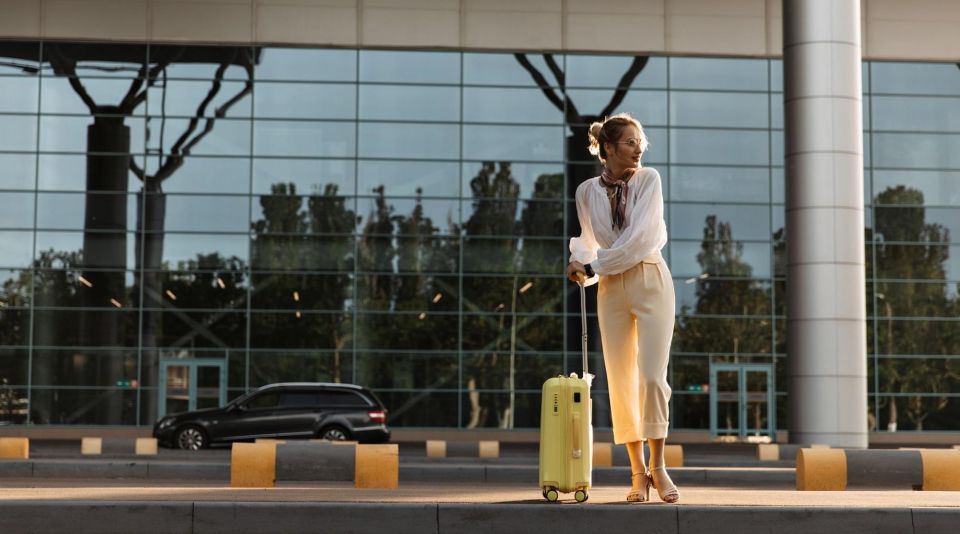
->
[566,261,586,283]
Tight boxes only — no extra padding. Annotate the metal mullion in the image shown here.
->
[25,40,42,426]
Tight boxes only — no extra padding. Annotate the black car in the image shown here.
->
[153,382,390,450]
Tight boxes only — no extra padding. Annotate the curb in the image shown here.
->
[0,501,956,534]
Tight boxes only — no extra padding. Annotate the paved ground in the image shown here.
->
[0,479,958,508]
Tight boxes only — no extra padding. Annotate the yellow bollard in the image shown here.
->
[0,437,29,459]
[81,437,102,455]
[919,449,960,491]
[355,444,398,489]
[758,443,779,461]
[478,441,499,458]
[796,448,847,491]
[231,442,277,488]
[135,438,158,455]
[664,444,684,468]
[425,440,446,458]
[593,443,613,467]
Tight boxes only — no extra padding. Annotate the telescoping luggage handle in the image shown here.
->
[575,272,589,376]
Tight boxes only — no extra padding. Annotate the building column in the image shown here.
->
[784,0,868,448]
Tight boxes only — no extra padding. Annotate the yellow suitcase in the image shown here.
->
[538,274,593,502]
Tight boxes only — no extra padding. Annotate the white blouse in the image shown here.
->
[568,167,668,287]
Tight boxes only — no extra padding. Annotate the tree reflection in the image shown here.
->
[871,186,959,430]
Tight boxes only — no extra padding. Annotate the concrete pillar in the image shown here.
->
[783,0,868,448]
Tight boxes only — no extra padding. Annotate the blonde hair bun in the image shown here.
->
[587,121,604,157]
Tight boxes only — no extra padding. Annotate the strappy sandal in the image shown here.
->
[649,466,680,503]
[626,472,651,502]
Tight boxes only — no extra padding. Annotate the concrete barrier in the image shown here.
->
[759,443,831,462]
[591,443,682,468]
[79,437,158,456]
[0,437,29,459]
[797,447,960,491]
[425,440,499,458]
[231,441,398,489]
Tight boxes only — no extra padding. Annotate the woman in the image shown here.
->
[566,113,678,503]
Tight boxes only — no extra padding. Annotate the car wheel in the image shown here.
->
[319,425,351,441]
[176,425,208,450]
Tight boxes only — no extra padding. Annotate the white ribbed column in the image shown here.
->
[784,0,868,448]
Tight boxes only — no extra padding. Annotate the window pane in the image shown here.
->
[251,272,353,311]
[148,44,254,81]
[0,192,34,228]
[253,158,354,196]
[255,48,356,82]
[36,192,138,231]
[251,235,354,271]
[875,244,960,280]
[673,317,772,353]
[148,155,251,194]
[462,87,561,124]
[670,57,767,91]
[671,129,770,166]
[32,310,140,346]
[676,278,772,315]
[671,240,771,278]
[0,41,40,75]
[872,62,960,96]
[464,53,560,87]
[145,117,246,156]
[37,154,139,192]
[29,348,137,386]
[462,125,563,162]
[253,120,355,158]
[0,76,38,113]
[462,162,564,200]
[360,50,459,84]
[356,236,458,273]
[254,81,355,119]
[359,84,459,121]
[566,89,667,125]
[358,196,458,235]
[670,166,770,203]
[41,42,147,79]
[0,154,36,190]
[670,204,771,241]
[566,55,667,89]
[156,194,250,232]
[872,96,960,133]
[359,160,459,197]
[29,388,137,425]
[248,352,352,385]
[670,91,769,128]
[873,170,960,206]
[146,79,251,117]
[355,312,458,350]
[873,133,960,169]
[162,233,249,266]
[0,114,38,151]
[35,231,136,269]
[356,353,458,390]
[357,122,458,160]
[250,312,351,349]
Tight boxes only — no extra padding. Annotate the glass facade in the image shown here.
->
[0,41,958,432]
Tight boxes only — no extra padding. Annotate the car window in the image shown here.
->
[279,391,319,407]
[244,391,279,409]
[317,390,369,407]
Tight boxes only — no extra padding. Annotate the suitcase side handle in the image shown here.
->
[572,411,582,459]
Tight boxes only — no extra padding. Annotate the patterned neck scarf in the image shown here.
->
[599,167,636,231]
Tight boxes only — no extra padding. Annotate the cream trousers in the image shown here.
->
[597,255,675,443]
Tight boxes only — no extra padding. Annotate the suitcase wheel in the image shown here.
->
[544,488,559,502]
[574,489,588,503]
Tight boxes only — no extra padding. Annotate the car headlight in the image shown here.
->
[157,417,175,429]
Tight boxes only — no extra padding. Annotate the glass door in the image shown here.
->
[709,363,775,441]
[158,358,227,418]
